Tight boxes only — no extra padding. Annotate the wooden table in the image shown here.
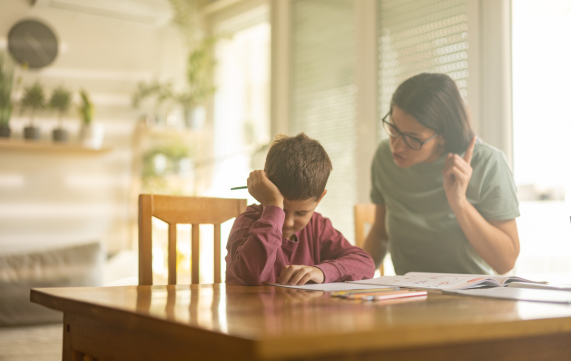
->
[31,284,571,361]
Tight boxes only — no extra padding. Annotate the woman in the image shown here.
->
[364,73,520,275]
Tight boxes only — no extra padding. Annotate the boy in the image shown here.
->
[225,133,375,286]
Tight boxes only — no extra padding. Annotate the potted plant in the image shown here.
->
[0,51,15,138]
[78,89,103,148]
[132,0,221,130]
[49,85,72,142]
[132,37,218,130]
[21,81,45,140]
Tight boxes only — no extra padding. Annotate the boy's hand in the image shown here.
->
[277,265,325,285]
[247,170,284,209]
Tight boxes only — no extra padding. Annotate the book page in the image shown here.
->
[406,272,507,285]
[349,275,498,290]
[405,272,546,286]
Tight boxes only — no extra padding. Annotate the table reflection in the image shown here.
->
[133,284,435,337]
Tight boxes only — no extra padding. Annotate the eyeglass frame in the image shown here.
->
[381,111,439,151]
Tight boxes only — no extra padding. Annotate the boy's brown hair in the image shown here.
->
[264,133,332,201]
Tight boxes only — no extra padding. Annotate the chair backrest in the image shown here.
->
[138,194,247,285]
[354,204,384,276]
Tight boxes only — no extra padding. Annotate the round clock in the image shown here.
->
[8,19,59,69]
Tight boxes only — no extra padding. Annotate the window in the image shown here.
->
[512,0,571,274]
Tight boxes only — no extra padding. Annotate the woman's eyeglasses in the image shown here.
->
[382,112,439,151]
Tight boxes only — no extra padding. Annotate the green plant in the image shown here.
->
[141,140,195,195]
[49,85,72,127]
[78,89,94,125]
[132,36,218,114]
[132,80,173,109]
[168,0,203,48]
[132,0,223,121]
[20,81,46,126]
[0,51,15,127]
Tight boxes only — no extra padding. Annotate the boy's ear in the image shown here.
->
[316,189,327,205]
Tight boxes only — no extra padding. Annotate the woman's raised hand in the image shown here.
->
[443,136,477,211]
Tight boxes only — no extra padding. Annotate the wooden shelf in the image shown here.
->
[0,138,112,154]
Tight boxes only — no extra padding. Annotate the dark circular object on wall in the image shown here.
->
[8,19,58,69]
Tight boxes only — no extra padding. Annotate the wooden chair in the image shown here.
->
[138,194,247,285]
[354,204,384,276]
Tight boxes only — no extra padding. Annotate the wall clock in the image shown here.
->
[8,19,59,69]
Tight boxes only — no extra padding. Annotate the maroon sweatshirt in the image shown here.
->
[225,204,375,285]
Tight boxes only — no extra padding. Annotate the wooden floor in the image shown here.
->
[0,324,62,361]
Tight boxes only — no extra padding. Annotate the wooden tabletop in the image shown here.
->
[31,284,571,360]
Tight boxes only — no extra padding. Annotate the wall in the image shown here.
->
[0,0,184,254]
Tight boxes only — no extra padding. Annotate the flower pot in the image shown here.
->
[80,123,104,149]
[184,106,206,130]
[52,128,68,143]
[24,126,41,140]
[0,125,10,138]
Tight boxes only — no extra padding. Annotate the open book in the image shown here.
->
[348,272,547,291]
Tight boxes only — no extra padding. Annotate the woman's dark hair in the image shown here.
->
[390,73,474,154]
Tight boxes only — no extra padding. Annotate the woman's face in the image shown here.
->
[388,106,446,168]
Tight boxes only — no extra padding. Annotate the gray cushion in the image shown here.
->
[0,242,103,326]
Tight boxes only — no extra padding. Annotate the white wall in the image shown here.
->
[0,0,184,254]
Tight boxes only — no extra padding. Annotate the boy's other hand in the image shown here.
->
[277,265,325,285]
[247,170,284,209]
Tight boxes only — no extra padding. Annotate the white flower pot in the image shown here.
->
[80,123,105,149]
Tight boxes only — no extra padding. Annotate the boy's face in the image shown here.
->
[281,190,326,240]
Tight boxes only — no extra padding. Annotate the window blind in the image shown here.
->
[290,0,357,242]
[377,0,470,139]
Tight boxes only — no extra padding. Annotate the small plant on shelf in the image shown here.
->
[78,89,93,126]
[77,89,104,149]
[0,51,16,138]
[20,81,46,140]
[49,85,73,143]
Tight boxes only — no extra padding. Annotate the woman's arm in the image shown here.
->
[451,203,520,274]
[362,204,390,269]
[443,137,520,274]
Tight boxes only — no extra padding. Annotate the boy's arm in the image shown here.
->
[226,206,285,285]
[316,217,376,282]
[227,170,286,286]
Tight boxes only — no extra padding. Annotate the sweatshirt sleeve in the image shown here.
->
[314,216,376,282]
[226,205,285,285]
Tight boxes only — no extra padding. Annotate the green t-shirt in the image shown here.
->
[370,138,520,275]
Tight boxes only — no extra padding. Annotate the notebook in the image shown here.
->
[443,287,571,304]
[347,272,546,291]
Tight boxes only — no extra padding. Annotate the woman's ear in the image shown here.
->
[439,135,446,145]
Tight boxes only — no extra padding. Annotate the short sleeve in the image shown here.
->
[370,147,385,205]
[476,150,520,221]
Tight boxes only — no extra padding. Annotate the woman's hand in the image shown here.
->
[443,136,477,211]
[277,265,325,285]
[247,170,284,209]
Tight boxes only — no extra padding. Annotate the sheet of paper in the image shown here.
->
[267,282,395,292]
[507,282,571,291]
[444,288,571,304]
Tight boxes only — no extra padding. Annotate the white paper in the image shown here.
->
[267,282,395,292]
[444,288,571,304]
[508,282,571,291]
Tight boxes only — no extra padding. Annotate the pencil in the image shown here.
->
[231,186,248,190]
